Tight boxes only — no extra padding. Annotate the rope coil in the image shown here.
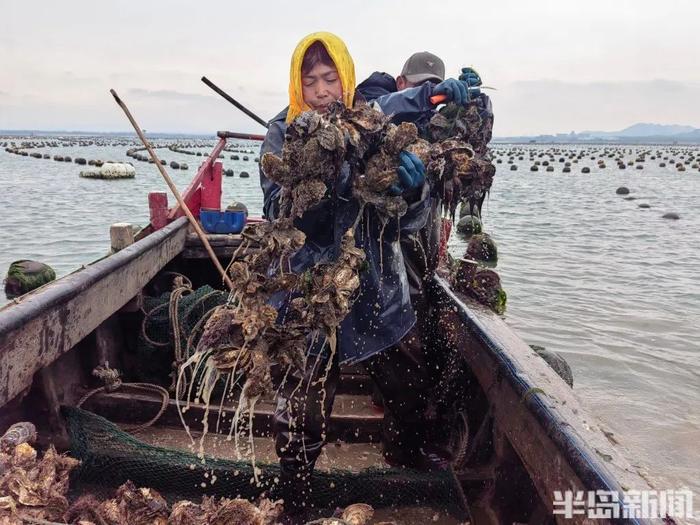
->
[77,364,169,435]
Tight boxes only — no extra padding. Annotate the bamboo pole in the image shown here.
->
[110,89,234,290]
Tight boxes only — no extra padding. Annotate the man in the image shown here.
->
[358,51,447,132]
[357,54,495,466]
[358,52,494,293]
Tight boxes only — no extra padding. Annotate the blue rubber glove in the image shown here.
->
[390,151,426,196]
[432,78,468,106]
[459,67,482,102]
[459,67,482,87]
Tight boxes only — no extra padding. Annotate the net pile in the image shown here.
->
[136,284,227,385]
[63,407,466,518]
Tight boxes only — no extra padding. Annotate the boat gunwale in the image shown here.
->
[0,217,189,334]
[433,276,655,525]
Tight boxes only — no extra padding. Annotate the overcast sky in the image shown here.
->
[1,0,699,136]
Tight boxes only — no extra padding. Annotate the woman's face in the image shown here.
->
[301,62,342,113]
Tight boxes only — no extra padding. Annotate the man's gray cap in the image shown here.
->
[400,51,445,84]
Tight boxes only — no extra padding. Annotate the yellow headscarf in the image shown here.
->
[286,32,356,124]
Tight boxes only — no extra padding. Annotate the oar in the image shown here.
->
[110,89,234,290]
[201,76,269,129]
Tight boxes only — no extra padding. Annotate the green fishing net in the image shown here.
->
[135,284,227,384]
[62,407,466,518]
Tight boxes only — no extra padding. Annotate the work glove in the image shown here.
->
[390,151,425,196]
[459,67,482,102]
[459,67,482,87]
[432,78,468,106]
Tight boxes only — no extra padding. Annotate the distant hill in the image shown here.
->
[495,123,700,144]
[583,123,697,138]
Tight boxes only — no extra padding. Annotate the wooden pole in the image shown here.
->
[109,89,234,290]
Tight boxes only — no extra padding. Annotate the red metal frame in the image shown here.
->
[166,136,228,221]
[148,133,265,230]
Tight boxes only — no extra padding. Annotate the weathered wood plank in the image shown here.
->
[82,390,383,443]
[433,277,660,525]
[0,217,189,406]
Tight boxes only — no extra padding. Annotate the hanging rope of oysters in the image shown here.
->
[174,100,494,459]
[427,100,496,219]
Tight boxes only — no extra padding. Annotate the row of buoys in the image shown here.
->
[615,186,680,219]
[5,145,119,169]
[224,169,250,178]
[452,203,506,315]
[492,145,698,174]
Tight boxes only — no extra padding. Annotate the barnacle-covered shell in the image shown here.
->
[341,503,374,525]
[169,500,206,525]
[205,497,264,525]
[12,443,36,465]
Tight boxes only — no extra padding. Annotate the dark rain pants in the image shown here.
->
[271,325,432,484]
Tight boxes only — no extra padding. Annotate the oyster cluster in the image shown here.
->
[427,100,503,311]
[64,481,282,525]
[186,103,423,409]
[262,102,421,220]
[0,423,80,524]
[428,102,496,219]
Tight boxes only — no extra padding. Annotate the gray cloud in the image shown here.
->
[2,0,700,134]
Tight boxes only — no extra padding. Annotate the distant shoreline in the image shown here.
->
[3,129,700,145]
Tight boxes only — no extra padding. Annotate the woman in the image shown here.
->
[259,32,459,513]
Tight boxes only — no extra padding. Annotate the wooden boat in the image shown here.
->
[0,132,662,525]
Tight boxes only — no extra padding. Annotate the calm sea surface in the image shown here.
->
[1,138,698,495]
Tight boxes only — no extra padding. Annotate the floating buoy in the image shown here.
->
[467,233,498,264]
[616,187,630,195]
[4,260,56,299]
[80,162,136,179]
[240,171,250,178]
[170,161,180,169]
[456,215,483,236]
[529,345,574,387]
[662,212,680,220]
[581,167,590,173]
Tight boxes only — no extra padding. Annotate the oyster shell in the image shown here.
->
[341,503,374,525]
